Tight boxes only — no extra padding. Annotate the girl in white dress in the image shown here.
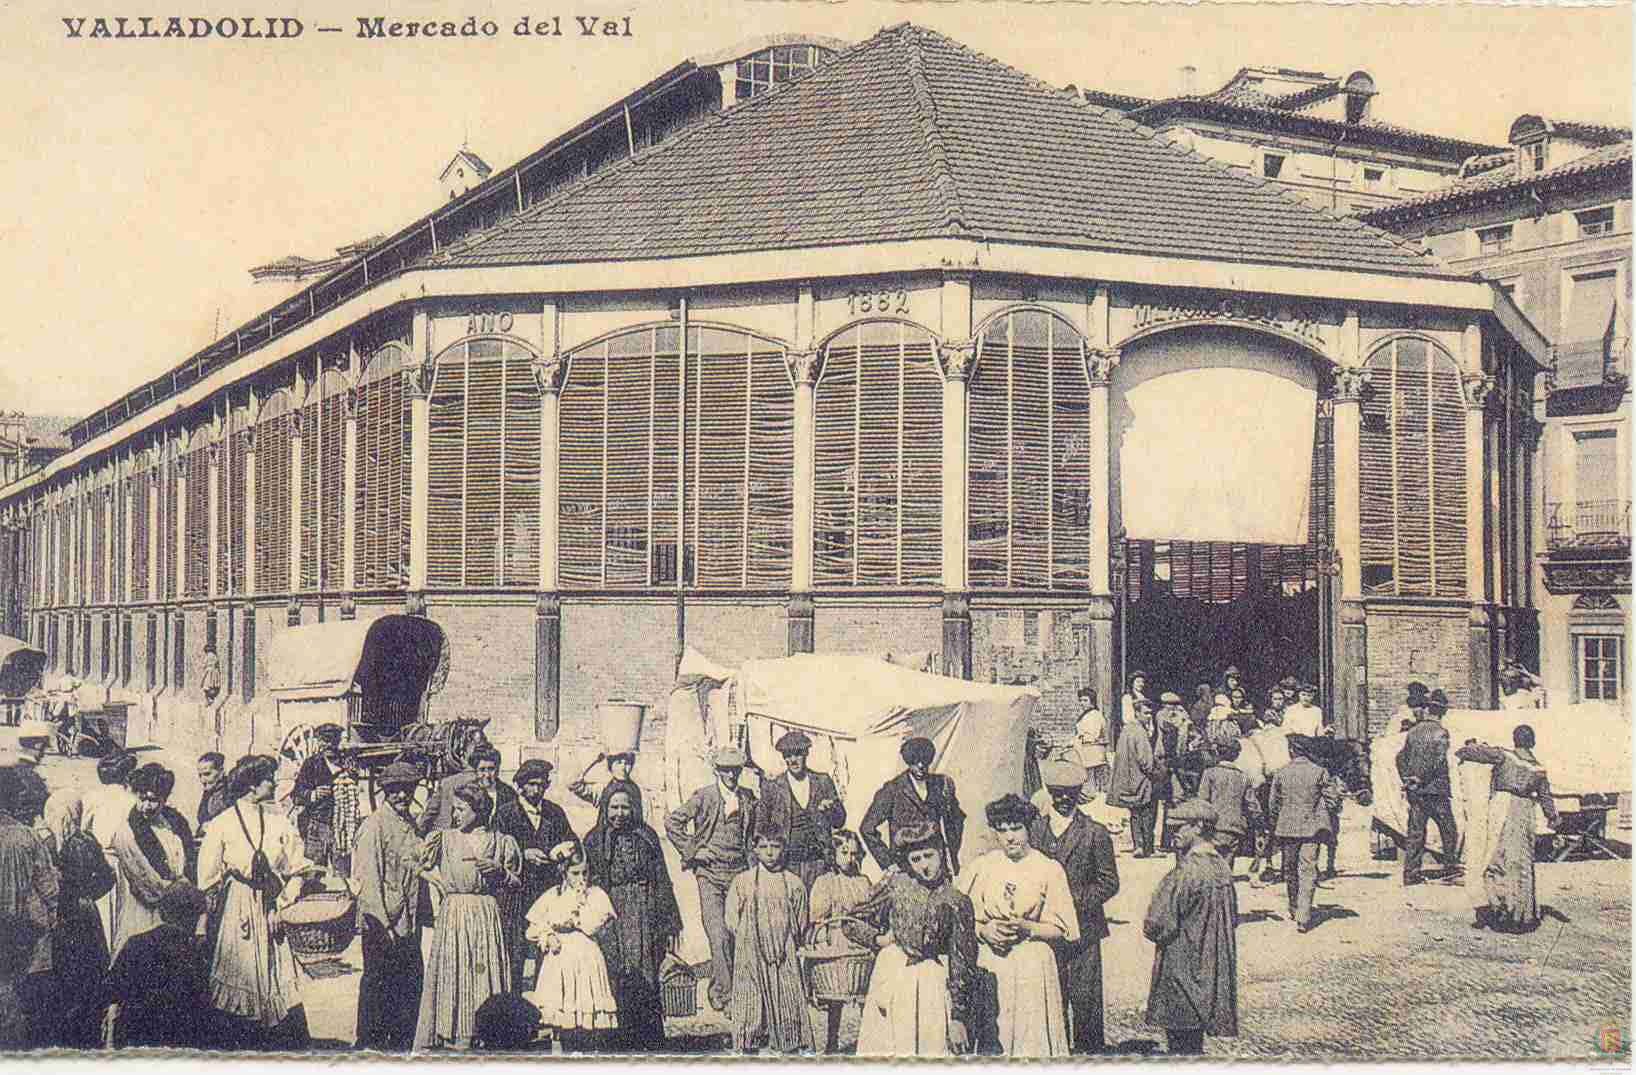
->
[197,754,319,1050]
[524,840,619,1047]
[957,794,1078,1057]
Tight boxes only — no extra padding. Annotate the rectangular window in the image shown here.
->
[1261,152,1285,179]
[1581,635,1623,702]
[1577,206,1616,238]
[1574,428,1620,506]
[1526,141,1547,173]
[1477,224,1513,255]
[1362,166,1386,187]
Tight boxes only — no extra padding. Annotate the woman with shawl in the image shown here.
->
[109,762,195,960]
[957,794,1078,1057]
[583,786,680,1051]
[1455,725,1561,933]
[198,753,320,1050]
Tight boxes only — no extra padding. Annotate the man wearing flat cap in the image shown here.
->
[1029,759,1119,1055]
[666,745,760,1011]
[495,758,576,988]
[351,761,427,1051]
[292,723,347,865]
[1109,699,1161,858]
[860,736,966,876]
[1142,797,1238,1056]
[1395,688,1459,886]
[1270,736,1343,932]
[757,730,846,890]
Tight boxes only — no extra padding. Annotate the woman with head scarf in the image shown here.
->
[583,785,680,1051]
[956,794,1078,1057]
[108,762,195,961]
[845,822,979,1057]
[198,753,318,1050]
[1455,725,1561,933]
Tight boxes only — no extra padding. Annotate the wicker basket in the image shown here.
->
[659,957,698,1019]
[282,891,357,957]
[798,946,874,1002]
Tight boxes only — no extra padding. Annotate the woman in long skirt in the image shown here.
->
[1455,725,1560,933]
[583,787,681,1051]
[415,782,522,1051]
[524,840,619,1047]
[847,822,978,1057]
[957,794,1078,1057]
[197,754,318,1050]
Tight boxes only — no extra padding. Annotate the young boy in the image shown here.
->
[723,831,815,1054]
[1195,741,1259,873]
[1142,800,1239,1056]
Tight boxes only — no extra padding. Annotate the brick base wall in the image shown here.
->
[1364,605,1472,736]
[972,604,1093,740]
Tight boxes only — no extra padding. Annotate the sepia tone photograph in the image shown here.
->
[0,0,1629,1062]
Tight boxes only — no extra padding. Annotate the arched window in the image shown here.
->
[559,325,792,589]
[427,337,541,589]
[159,441,178,601]
[968,309,1091,589]
[1360,337,1467,597]
[183,423,212,599]
[299,364,349,592]
[89,475,107,605]
[218,404,251,596]
[255,391,293,595]
[815,321,943,588]
[355,342,412,591]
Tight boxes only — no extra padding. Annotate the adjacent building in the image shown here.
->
[1361,117,1632,706]
[1080,65,1504,214]
[0,27,1546,805]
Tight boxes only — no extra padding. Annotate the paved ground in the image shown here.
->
[32,746,1632,1060]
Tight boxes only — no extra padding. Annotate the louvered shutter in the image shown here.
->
[427,339,543,589]
[967,311,1091,590]
[355,346,409,591]
[320,384,346,590]
[559,342,606,588]
[815,322,942,587]
[131,470,150,602]
[1359,339,1466,598]
[90,487,106,604]
[185,444,210,598]
[299,396,320,591]
[228,425,248,593]
[161,461,178,600]
[256,401,292,596]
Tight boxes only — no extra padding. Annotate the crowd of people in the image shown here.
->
[0,657,1564,1057]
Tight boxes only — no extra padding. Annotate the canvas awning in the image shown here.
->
[267,615,446,705]
[0,636,48,698]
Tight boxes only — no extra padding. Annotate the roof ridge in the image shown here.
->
[899,27,970,237]
[439,25,910,264]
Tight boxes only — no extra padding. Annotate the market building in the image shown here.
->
[1361,117,1632,707]
[0,25,1547,790]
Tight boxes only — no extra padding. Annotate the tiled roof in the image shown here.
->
[1359,140,1632,224]
[1125,96,1501,159]
[435,24,1445,278]
[1547,119,1632,147]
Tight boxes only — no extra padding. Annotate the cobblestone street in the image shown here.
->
[35,748,1631,1059]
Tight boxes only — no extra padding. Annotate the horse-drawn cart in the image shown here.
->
[0,636,48,727]
[267,614,484,805]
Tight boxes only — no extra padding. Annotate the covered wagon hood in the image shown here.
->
[267,615,446,704]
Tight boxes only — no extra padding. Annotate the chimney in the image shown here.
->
[1180,65,1198,97]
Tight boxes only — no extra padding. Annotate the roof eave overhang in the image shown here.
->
[1359,158,1632,228]
[0,237,1506,502]
[1135,101,1502,160]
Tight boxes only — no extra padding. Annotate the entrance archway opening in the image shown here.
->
[1109,325,1336,729]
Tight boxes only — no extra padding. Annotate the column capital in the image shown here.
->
[936,339,978,383]
[1086,347,1121,386]
[1329,365,1372,405]
[287,408,303,439]
[1519,415,1546,447]
[784,348,822,387]
[344,385,359,419]
[406,358,437,399]
[530,353,567,396]
[244,424,257,452]
[205,438,222,468]
[1461,371,1498,412]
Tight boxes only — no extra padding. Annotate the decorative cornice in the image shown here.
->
[937,339,978,383]
[406,358,436,400]
[531,354,567,396]
[1461,372,1498,412]
[1086,347,1121,386]
[1573,591,1622,611]
[1541,558,1631,596]
[784,348,821,388]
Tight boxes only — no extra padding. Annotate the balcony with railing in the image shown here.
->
[1542,499,1632,594]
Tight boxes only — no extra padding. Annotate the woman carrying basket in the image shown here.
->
[197,754,322,1051]
[843,821,979,1057]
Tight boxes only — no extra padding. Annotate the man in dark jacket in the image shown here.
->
[420,744,519,834]
[493,759,576,990]
[290,724,344,865]
[860,737,966,875]
[1109,699,1160,857]
[1196,739,1258,871]
[1269,735,1342,932]
[756,731,846,890]
[1395,689,1459,885]
[1029,760,1119,1055]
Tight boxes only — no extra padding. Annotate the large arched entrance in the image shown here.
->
[1110,325,1336,713]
